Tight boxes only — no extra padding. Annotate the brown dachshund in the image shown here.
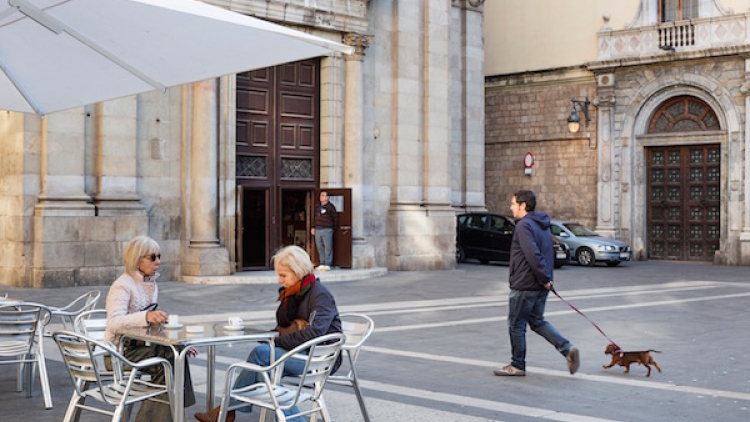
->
[603,343,662,376]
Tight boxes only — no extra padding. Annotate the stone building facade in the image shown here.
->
[486,0,750,264]
[485,70,599,225]
[0,0,486,287]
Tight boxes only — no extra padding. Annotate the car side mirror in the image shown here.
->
[558,232,569,238]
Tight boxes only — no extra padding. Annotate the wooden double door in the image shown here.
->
[646,144,720,261]
[235,59,351,270]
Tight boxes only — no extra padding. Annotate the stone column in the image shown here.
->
[91,97,146,216]
[739,59,750,264]
[184,78,230,276]
[343,33,375,268]
[595,73,617,238]
[34,109,95,287]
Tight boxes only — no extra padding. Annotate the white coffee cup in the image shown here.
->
[228,316,243,327]
[168,314,179,326]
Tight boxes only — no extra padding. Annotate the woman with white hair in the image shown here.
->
[195,245,342,422]
[105,235,196,422]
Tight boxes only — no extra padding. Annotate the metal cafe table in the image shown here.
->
[120,322,277,422]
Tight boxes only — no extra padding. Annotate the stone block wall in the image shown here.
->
[485,71,598,226]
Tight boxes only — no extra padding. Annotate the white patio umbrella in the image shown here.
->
[0,0,353,116]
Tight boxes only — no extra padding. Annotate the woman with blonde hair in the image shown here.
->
[105,235,196,422]
[195,245,342,422]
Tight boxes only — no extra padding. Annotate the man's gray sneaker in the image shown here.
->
[567,348,580,374]
[494,364,525,376]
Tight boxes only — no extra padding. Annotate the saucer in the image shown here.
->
[162,323,183,330]
[223,325,244,331]
[186,325,204,333]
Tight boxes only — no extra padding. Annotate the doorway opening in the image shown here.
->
[281,190,310,249]
[239,188,267,268]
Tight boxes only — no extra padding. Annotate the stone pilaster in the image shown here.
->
[184,79,230,276]
[387,0,455,270]
[451,0,486,212]
[739,59,750,264]
[91,97,146,217]
[320,55,344,188]
[595,73,617,238]
[343,32,375,268]
[34,109,96,287]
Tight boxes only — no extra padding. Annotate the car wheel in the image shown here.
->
[554,262,563,269]
[456,245,465,263]
[576,247,596,267]
[605,261,621,267]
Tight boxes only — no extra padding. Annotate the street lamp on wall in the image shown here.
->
[567,97,591,133]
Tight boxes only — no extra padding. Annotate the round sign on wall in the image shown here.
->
[524,152,534,169]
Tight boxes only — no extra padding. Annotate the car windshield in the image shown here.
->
[563,223,598,237]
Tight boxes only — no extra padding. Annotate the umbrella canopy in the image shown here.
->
[0,0,353,116]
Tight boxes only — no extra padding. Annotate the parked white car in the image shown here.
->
[550,221,632,267]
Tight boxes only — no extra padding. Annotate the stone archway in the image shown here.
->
[617,78,741,263]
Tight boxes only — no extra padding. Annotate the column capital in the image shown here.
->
[452,0,486,11]
[594,94,616,108]
[342,33,371,61]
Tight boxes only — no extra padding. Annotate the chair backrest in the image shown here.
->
[73,309,108,340]
[340,313,374,358]
[0,304,48,358]
[54,290,101,322]
[284,333,345,400]
[52,331,121,405]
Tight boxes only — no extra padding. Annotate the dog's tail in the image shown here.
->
[648,350,662,353]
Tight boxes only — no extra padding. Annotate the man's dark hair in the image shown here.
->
[514,190,536,211]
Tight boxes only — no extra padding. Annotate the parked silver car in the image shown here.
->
[550,220,632,267]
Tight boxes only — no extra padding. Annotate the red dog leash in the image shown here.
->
[550,285,622,351]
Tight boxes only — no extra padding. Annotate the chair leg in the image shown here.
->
[111,404,124,422]
[37,353,53,409]
[16,359,24,392]
[27,361,34,398]
[317,395,333,422]
[350,371,371,422]
[62,392,85,422]
[275,406,287,422]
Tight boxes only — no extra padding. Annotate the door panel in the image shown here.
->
[236,59,319,270]
[647,145,720,261]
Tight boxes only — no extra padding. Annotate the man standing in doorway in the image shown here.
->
[494,190,580,377]
[311,190,338,271]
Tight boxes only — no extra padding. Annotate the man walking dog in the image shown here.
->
[494,190,580,377]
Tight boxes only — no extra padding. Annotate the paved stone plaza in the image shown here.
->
[2,260,750,421]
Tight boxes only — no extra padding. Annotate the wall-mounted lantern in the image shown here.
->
[567,97,591,133]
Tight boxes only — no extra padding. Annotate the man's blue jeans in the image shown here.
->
[508,289,571,371]
[231,344,306,422]
[314,227,334,266]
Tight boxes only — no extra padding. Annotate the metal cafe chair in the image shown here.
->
[53,331,174,422]
[218,333,345,422]
[73,309,108,341]
[0,303,53,409]
[45,290,101,335]
[327,313,375,422]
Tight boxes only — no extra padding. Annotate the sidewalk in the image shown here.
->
[178,267,388,285]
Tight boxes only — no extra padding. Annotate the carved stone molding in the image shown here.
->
[342,32,371,61]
